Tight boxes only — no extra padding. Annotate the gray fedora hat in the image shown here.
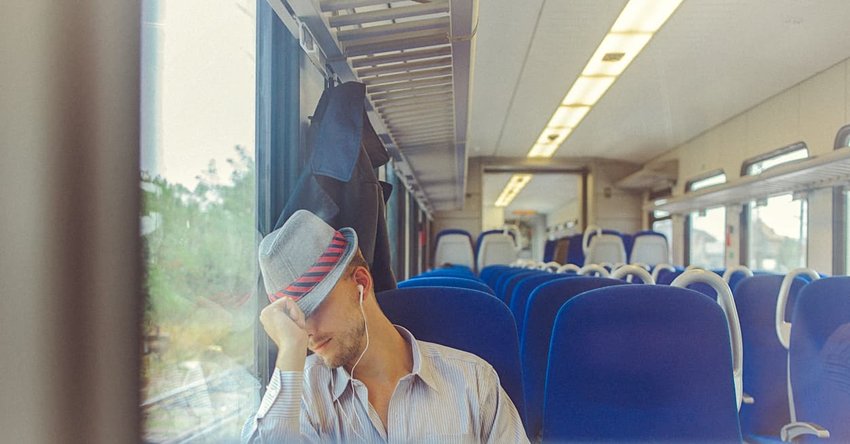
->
[258,209,358,317]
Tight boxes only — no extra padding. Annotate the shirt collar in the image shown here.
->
[330,325,439,401]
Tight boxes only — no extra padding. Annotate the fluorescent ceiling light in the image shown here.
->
[522,0,682,164]
[562,76,616,106]
[612,0,683,33]
[528,143,560,159]
[582,33,652,77]
[495,174,533,207]
[549,106,590,129]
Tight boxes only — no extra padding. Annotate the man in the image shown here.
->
[242,210,528,443]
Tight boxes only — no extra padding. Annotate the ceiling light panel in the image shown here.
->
[548,106,590,129]
[582,33,652,76]
[495,174,533,207]
[562,76,616,106]
[611,0,683,33]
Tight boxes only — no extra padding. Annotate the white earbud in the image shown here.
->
[357,284,364,304]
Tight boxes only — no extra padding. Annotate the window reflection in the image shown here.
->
[140,0,259,441]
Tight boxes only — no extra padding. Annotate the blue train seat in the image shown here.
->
[735,274,807,441]
[433,229,475,269]
[398,276,494,295]
[782,277,850,443]
[376,287,527,430]
[542,285,742,443]
[629,230,670,266]
[476,230,518,271]
[520,277,626,439]
[508,274,567,331]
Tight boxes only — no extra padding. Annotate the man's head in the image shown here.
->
[258,210,375,369]
[258,210,359,318]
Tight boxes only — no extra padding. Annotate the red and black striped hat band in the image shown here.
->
[269,230,348,303]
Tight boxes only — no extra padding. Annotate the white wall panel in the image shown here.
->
[800,62,846,155]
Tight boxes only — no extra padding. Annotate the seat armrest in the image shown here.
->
[781,422,830,441]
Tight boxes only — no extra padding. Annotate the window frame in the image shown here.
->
[740,141,808,176]
[684,171,727,268]
[256,0,302,388]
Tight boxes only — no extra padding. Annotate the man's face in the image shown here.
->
[303,273,365,369]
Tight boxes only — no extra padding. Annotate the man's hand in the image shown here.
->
[260,297,309,371]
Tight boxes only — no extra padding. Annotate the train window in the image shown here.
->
[651,210,673,261]
[742,144,810,272]
[688,207,726,269]
[686,170,727,192]
[139,1,259,441]
[686,172,727,268]
[742,143,808,176]
[747,194,808,272]
[835,124,850,149]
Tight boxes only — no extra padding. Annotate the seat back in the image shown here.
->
[584,233,627,265]
[565,233,585,265]
[499,270,544,305]
[788,277,850,443]
[629,230,670,266]
[735,275,806,439]
[476,231,518,271]
[376,287,526,427]
[508,274,565,329]
[542,285,742,443]
[433,229,474,269]
[398,276,494,295]
[520,277,626,439]
[543,239,556,263]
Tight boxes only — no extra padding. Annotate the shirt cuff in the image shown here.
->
[257,369,303,419]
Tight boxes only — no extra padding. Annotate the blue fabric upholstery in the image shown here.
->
[398,276,494,295]
[542,285,742,443]
[509,274,567,332]
[543,239,556,262]
[520,277,626,439]
[479,264,513,289]
[788,277,850,443]
[655,267,684,285]
[376,287,527,430]
[499,270,544,305]
[566,233,584,266]
[735,275,807,440]
[415,265,476,278]
[493,268,533,302]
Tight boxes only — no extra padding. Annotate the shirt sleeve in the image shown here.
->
[241,369,320,443]
[479,366,530,444]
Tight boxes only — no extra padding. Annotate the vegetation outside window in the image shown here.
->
[140,0,259,441]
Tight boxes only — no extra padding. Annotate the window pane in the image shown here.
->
[689,207,725,268]
[652,218,673,263]
[688,173,726,192]
[140,0,258,441]
[747,194,807,273]
[745,147,808,175]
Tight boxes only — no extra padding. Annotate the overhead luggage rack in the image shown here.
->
[649,148,850,214]
[271,0,478,212]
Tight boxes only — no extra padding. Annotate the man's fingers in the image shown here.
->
[281,297,306,329]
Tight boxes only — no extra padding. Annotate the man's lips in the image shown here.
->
[312,338,331,352]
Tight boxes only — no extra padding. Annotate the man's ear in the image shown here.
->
[351,266,372,299]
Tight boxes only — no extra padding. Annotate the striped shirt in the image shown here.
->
[241,326,529,443]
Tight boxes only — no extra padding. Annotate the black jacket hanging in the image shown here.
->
[275,81,397,293]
